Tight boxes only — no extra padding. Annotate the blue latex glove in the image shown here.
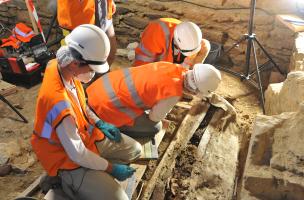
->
[96,120,121,142]
[110,164,136,181]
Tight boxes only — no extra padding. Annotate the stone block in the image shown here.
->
[123,16,149,29]
[0,164,12,177]
[265,71,304,115]
[240,106,304,199]
[148,2,167,11]
[144,13,163,20]
[0,6,9,12]
[10,0,27,9]
[116,6,131,15]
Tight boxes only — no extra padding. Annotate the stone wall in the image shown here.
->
[0,0,299,72]
[0,0,58,48]
[115,0,298,72]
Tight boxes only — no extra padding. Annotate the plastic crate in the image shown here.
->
[1,66,43,87]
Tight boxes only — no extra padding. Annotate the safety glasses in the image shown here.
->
[70,47,106,67]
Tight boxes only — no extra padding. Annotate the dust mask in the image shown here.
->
[75,71,95,83]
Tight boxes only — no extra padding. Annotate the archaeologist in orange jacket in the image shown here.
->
[57,0,117,66]
[31,24,142,200]
[87,62,221,138]
[133,18,211,69]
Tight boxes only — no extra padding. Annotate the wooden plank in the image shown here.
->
[141,101,210,200]
[0,80,17,96]
[176,101,192,110]
[120,164,147,199]
[276,14,304,32]
[197,126,212,157]
[18,173,46,198]
[137,120,169,160]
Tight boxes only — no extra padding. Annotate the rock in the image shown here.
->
[126,42,138,50]
[13,103,24,109]
[240,105,304,199]
[148,2,167,11]
[0,155,9,166]
[289,32,304,72]
[13,153,37,171]
[144,13,163,20]
[0,140,22,164]
[116,48,129,58]
[11,165,27,174]
[0,164,12,177]
[265,71,304,115]
[127,50,135,61]
[123,16,149,29]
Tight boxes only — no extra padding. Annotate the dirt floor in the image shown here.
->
[0,57,262,200]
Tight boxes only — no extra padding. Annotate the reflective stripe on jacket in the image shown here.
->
[31,59,104,176]
[57,0,113,31]
[1,23,35,49]
[87,62,186,127]
[133,18,181,66]
[13,23,35,42]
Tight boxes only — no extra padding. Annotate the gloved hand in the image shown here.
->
[107,163,136,181]
[96,120,121,142]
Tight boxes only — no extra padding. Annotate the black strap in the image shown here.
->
[95,0,101,27]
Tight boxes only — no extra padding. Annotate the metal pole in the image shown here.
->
[247,0,256,36]
[0,94,28,123]
[254,38,286,76]
[245,0,257,76]
[252,40,266,114]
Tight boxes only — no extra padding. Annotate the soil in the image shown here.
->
[0,56,262,199]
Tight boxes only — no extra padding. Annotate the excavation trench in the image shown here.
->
[135,94,252,200]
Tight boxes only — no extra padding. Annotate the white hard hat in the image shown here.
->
[173,22,202,57]
[192,64,222,95]
[65,24,110,73]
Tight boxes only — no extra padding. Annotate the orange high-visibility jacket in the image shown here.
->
[87,62,187,127]
[31,59,104,176]
[1,23,35,49]
[133,18,181,67]
[57,0,114,31]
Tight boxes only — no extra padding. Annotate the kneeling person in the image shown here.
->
[87,62,221,138]
[31,24,142,200]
